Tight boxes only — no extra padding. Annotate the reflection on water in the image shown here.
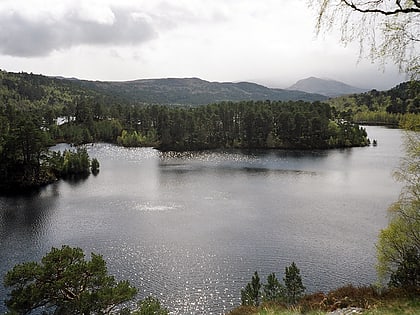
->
[0,126,405,314]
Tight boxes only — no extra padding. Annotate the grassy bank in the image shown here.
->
[227,286,420,315]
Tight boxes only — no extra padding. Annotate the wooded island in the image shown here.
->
[1,71,418,191]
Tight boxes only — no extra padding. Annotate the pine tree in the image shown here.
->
[133,296,169,315]
[283,262,306,304]
[263,272,285,302]
[241,271,261,306]
[4,245,138,314]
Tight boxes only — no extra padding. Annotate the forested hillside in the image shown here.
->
[78,77,328,105]
[0,71,108,191]
[0,70,370,191]
[4,69,418,191]
[328,81,420,128]
[0,70,124,114]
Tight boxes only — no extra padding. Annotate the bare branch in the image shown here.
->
[341,0,420,15]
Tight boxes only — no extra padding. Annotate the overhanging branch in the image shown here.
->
[341,0,420,15]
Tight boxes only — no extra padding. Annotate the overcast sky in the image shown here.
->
[0,0,410,90]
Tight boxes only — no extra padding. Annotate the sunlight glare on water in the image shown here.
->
[0,126,406,314]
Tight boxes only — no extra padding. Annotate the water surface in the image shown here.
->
[0,126,405,314]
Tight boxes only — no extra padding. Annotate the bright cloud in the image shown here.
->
[0,0,409,89]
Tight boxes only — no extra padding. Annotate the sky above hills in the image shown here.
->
[0,0,410,90]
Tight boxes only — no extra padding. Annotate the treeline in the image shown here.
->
[240,262,305,308]
[0,75,366,151]
[0,104,99,191]
[328,80,420,128]
[48,99,369,151]
[0,70,374,190]
[0,98,368,190]
[1,84,371,152]
[1,78,370,151]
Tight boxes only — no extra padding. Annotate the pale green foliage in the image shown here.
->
[117,130,145,147]
[311,0,420,79]
[400,113,420,131]
[117,129,158,147]
[377,132,420,288]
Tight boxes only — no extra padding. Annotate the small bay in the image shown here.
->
[0,126,405,314]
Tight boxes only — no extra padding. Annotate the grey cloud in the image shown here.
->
[0,8,157,57]
[151,1,230,29]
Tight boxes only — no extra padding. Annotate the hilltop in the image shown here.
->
[0,70,331,106]
[78,77,328,105]
[288,77,368,97]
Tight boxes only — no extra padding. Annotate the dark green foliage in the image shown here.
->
[126,101,368,151]
[0,69,372,191]
[0,94,100,190]
[241,263,306,307]
[48,148,98,177]
[38,148,91,180]
[133,296,169,315]
[389,247,420,289]
[0,85,101,191]
[263,273,285,302]
[78,77,327,106]
[4,245,138,315]
[328,80,420,126]
[62,148,91,176]
[0,105,55,191]
[0,69,370,152]
[241,271,262,307]
[59,99,368,151]
[283,262,306,304]
[91,158,100,174]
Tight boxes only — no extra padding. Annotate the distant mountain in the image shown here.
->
[78,77,328,105]
[0,70,328,106]
[287,77,368,98]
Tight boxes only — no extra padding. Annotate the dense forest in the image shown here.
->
[0,71,368,150]
[2,70,418,190]
[328,81,420,128]
[0,71,106,191]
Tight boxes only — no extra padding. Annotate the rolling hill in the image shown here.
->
[78,77,328,105]
[288,77,368,97]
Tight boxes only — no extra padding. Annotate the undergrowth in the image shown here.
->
[227,285,420,315]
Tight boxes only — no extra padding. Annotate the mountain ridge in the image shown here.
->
[3,70,374,105]
[287,77,368,97]
[77,77,328,105]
